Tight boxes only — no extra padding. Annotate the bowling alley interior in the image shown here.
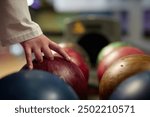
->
[1,0,150,100]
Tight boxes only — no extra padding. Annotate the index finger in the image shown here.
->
[49,42,71,61]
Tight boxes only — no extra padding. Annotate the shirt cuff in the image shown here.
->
[1,24,43,46]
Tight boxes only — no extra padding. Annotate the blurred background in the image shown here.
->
[0,0,150,77]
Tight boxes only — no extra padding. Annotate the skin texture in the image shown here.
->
[20,34,71,69]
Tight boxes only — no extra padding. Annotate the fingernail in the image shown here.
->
[29,66,33,70]
[29,65,33,70]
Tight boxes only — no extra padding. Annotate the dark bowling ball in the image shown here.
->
[97,46,144,81]
[21,56,87,99]
[63,48,90,81]
[109,71,150,100]
[99,54,150,100]
[0,70,79,100]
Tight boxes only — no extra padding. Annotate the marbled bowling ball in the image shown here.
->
[97,46,144,81]
[99,54,150,100]
[97,41,128,64]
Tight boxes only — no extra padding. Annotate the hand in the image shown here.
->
[20,34,71,69]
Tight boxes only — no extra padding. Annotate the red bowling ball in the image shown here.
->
[59,42,91,67]
[22,56,88,99]
[97,46,145,81]
[63,48,90,81]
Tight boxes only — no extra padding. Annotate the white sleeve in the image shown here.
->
[0,0,43,46]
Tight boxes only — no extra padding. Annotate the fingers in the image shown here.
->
[21,34,71,70]
[42,46,54,60]
[33,48,43,62]
[48,41,71,61]
[24,47,33,70]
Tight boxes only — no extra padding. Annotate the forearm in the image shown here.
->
[0,0,42,46]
